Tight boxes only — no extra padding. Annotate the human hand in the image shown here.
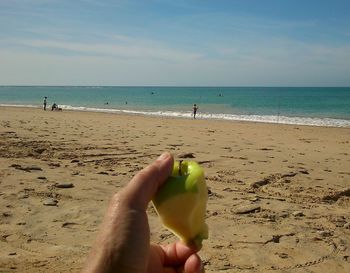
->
[81,152,204,273]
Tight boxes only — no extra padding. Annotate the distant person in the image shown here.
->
[43,97,47,111]
[193,104,198,119]
[51,103,62,111]
[51,103,57,111]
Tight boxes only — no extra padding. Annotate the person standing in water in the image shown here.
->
[193,104,198,119]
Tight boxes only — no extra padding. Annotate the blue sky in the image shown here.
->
[0,0,350,86]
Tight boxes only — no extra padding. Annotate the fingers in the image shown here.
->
[184,254,204,273]
[163,242,203,272]
[161,241,197,265]
[119,152,174,211]
[150,242,204,273]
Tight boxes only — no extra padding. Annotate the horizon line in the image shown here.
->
[1,85,350,88]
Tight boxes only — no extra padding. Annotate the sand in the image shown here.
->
[0,106,349,273]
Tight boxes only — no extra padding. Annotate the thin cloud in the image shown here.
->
[12,38,203,62]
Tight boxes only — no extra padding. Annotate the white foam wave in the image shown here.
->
[200,113,350,127]
[1,103,350,128]
[0,104,39,108]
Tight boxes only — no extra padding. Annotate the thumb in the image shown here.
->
[120,152,173,210]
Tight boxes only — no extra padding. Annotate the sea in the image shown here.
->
[1,86,350,127]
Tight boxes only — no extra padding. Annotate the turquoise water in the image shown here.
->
[0,86,349,127]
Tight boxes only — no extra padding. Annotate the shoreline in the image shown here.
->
[1,105,350,128]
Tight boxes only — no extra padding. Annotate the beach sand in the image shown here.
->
[0,106,349,273]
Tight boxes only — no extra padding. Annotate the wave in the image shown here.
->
[1,103,350,128]
[0,104,39,108]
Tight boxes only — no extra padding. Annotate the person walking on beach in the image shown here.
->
[43,97,47,111]
[193,104,198,119]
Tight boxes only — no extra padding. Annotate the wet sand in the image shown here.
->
[0,106,349,272]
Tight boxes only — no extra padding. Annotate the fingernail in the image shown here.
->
[157,152,170,161]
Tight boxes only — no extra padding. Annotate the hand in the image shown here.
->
[81,152,204,273]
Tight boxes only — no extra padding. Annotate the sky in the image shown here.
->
[0,0,350,86]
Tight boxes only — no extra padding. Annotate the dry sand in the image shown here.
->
[0,106,349,273]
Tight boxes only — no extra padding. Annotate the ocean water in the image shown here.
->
[0,86,349,127]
